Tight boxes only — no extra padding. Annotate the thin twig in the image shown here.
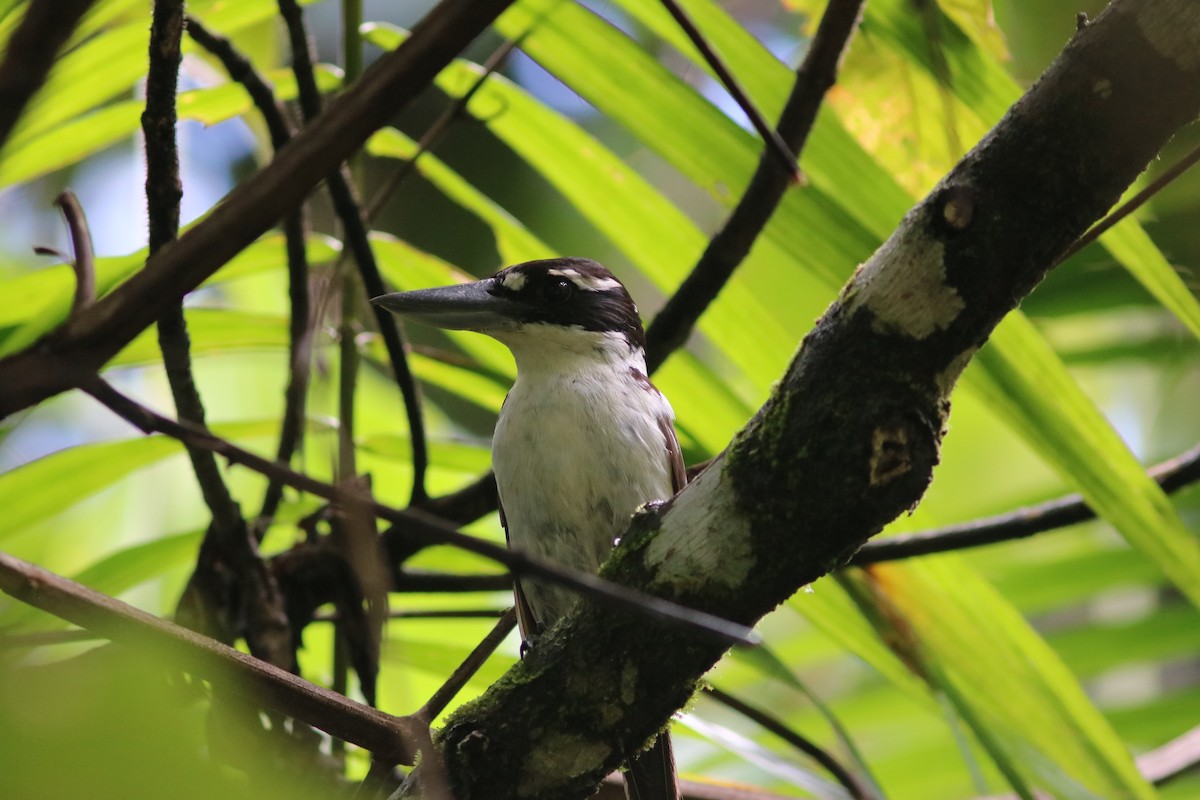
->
[1057,141,1200,265]
[0,0,97,152]
[392,569,509,593]
[146,0,242,535]
[183,17,316,534]
[82,377,758,648]
[850,441,1200,565]
[416,608,517,724]
[277,0,430,505]
[705,686,869,800]
[0,550,422,765]
[54,190,95,315]
[658,0,800,183]
[645,0,865,371]
[365,35,524,222]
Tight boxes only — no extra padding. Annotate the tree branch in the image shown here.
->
[0,0,517,420]
[181,16,317,534]
[81,377,756,649]
[0,0,98,151]
[0,550,423,765]
[277,0,431,505]
[645,0,864,371]
[430,3,1200,796]
[849,441,1200,565]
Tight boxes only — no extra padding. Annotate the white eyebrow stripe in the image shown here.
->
[546,268,622,292]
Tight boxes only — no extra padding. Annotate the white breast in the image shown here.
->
[491,327,676,629]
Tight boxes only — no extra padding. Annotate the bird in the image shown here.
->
[373,257,683,800]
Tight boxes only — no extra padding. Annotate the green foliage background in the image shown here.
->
[0,0,1198,797]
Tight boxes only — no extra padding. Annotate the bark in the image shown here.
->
[430,1,1200,797]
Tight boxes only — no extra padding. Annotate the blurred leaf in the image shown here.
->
[0,66,341,191]
[972,316,1200,609]
[847,560,1155,798]
[0,420,289,541]
[0,233,339,358]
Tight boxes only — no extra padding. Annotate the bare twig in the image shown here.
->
[365,35,524,222]
[145,0,242,536]
[0,550,422,765]
[416,608,517,724]
[0,0,98,152]
[658,0,800,183]
[705,686,870,800]
[1057,141,1200,265]
[645,0,864,371]
[0,0,517,419]
[182,17,318,534]
[82,377,758,648]
[849,441,1200,565]
[53,190,95,315]
[278,0,430,506]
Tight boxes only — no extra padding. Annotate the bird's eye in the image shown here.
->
[538,278,573,304]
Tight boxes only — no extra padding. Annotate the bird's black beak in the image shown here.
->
[370,280,521,331]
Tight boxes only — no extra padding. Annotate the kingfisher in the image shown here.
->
[373,257,683,800]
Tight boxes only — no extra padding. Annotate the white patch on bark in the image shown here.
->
[645,461,754,593]
[848,227,965,339]
[1134,2,1200,71]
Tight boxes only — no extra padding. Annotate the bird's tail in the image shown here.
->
[624,731,680,800]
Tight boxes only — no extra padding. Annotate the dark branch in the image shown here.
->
[182,17,318,534]
[658,0,800,183]
[1057,140,1200,265]
[82,378,757,648]
[849,441,1200,565]
[0,550,422,765]
[0,0,97,151]
[0,0,518,419]
[145,0,242,536]
[278,0,430,505]
[705,686,870,800]
[415,608,517,724]
[365,36,523,222]
[645,0,864,371]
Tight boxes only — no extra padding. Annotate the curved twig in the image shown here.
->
[658,0,800,182]
[53,190,95,315]
[705,685,870,800]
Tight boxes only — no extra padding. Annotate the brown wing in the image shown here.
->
[499,496,540,639]
[658,414,687,494]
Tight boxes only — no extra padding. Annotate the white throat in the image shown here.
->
[488,324,673,629]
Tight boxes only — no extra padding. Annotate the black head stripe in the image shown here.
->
[488,258,645,348]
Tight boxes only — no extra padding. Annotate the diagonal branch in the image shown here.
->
[429,3,1200,796]
[0,550,422,765]
[81,377,757,649]
[0,0,98,151]
[645,0,864,372]
[0,0,518,420]
[849,441,1200,565]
